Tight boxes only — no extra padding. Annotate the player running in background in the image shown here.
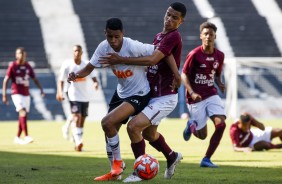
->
[99,2,186,182]
[56,45,99,151]
[67,18,160,181]
[2,47,45,144]
[182,22,226,168]
[230,112,282,152]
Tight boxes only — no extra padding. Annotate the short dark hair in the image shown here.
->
[200,22,217,33]
[170,2,187,18]
[240,114,251,123]
[106,18,123,31]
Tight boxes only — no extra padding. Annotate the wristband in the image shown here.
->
[189,91,194,96]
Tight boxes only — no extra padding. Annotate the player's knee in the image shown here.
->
[127,121,139,136]
[198,133,207,140]
[101,116,112,132]
[19,109,27,117]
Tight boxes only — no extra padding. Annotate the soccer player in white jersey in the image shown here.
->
[99,2,186,182]
[67,18,176,181]
[56,45,99,152]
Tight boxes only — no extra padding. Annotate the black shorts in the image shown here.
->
[108,90,151,124]
[69,101,89,117]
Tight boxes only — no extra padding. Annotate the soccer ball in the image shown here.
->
[133,154,159,180]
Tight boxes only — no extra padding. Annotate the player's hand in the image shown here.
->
[2,95,9,105]
[191,92,202,102]
[99,53,122,65]
[218,83,225,93]
[170,74,181,92]
[67,72,78,83]
[243,147,252,153]
[40,90,45,98]
[56,92,64,102]
[93,81,99,90]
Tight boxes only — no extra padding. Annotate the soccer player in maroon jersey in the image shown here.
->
[230,112,282,152]
[99,2,186,182]
[182,22,226,168]
[2,47,45,144]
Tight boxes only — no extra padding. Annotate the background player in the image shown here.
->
[99,2,186,182]
[182,22,226,168]
[2,47,45,144]
[56,45,99,151]
[230,112,282,152]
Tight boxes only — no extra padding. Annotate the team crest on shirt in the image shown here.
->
[213,62,219,69]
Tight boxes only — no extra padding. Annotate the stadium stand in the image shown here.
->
[0,1,64,120]
[209,0,281,57]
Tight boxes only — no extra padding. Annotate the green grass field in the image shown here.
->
[0,119,281,184]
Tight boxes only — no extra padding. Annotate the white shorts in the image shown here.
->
[142,94,178,125]
[11,94,31,112]
[186,95,225,130]
[249,127,272,148]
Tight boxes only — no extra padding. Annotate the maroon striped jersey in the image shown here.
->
[230,121,254,147]
[5,61,35,96]
[147,29,182,97]
[182,46,224,104]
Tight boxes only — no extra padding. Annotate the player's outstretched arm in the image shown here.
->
[56,80,64,102]
[32,77,45,97]
[164,54,181,90]
[248,113,265,130]
[181,72,202,102]
[68,63,95,82]
[215,75,225,93]
[2,76,9,105]
[99,50,164,66]
[233,145,252,153]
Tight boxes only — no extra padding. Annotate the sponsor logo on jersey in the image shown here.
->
[74,77,86,82]
[195,73,215,86]
[206,57,214,61]
[200,64,206,68]
[113,69,133,79]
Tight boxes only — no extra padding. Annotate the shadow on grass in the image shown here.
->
[0,151,281,184]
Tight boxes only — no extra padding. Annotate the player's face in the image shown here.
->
[15,49,26,62]
[105,28,124,52]
[73,46,82,60]
[163,7,184,32]
[200,28,216,47]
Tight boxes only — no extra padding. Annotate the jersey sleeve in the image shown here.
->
[229,124,240,147]
[182,51,195,75]
[5,62,13,78]
[89,41,106,68]
[216,51,225,77]
[157,32,180,56]
[130,39,155,57]
[27,62,36,78]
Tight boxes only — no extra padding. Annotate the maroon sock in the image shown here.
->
[205,123,226,159]
[17,119,22,137]
[131,139,145,159]
[149,134,176,163]
[19,116,28,136]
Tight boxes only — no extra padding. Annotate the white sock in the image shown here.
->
[107,134,121,160]
[106,142,113,169]
[72,126,82,146]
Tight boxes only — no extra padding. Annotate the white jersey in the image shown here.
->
[90,37,154,98]
[58,60,97,102]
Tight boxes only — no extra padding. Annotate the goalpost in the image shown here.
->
[224,57,282,120]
